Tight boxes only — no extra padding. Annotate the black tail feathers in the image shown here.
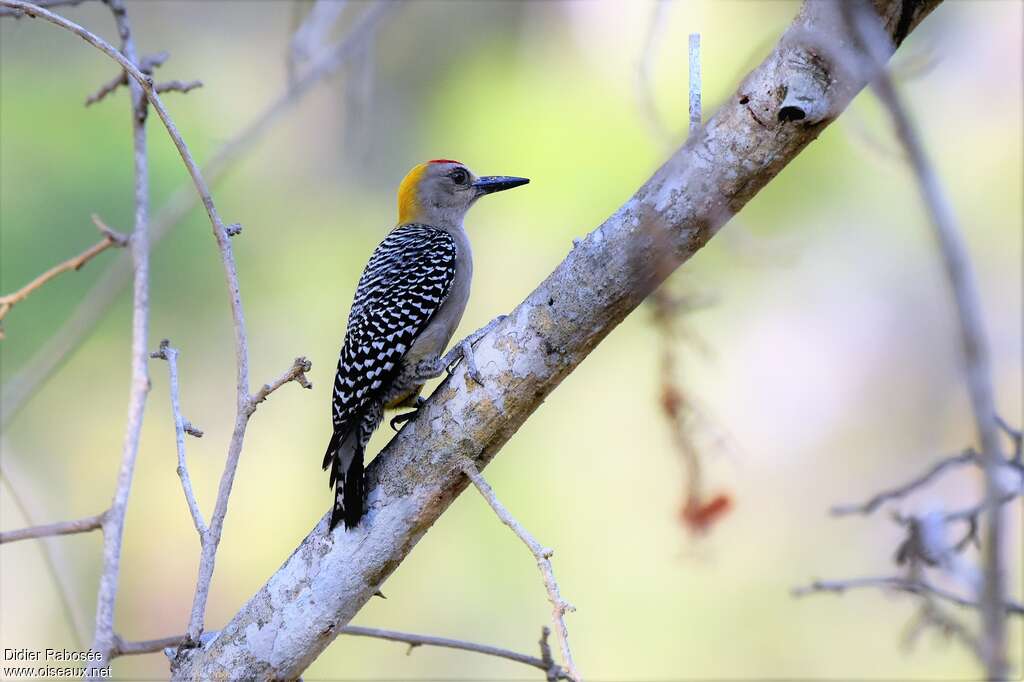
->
[325,430,366,531]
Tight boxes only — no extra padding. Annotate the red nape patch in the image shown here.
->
[428,158,462,165]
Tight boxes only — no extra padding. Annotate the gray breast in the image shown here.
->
[406,226,473,363]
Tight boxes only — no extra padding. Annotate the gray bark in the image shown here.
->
[171,1,942,678]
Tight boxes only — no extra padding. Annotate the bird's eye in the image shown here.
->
[449,168,468,185]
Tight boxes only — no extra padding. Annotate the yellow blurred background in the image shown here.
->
[1,1,1021,679]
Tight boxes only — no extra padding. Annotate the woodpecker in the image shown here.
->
[323,160,529,531]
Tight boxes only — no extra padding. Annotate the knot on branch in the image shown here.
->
[777,47,832,124]
[183,420,204,438]
[150,338,173,360]
[250,356,314,409]
[226,223,243,237]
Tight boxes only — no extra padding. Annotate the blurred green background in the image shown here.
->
[1,1,1021,679]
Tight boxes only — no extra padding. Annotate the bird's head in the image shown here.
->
[397,160,529,227]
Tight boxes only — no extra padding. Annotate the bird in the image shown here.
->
[323,160,529,531]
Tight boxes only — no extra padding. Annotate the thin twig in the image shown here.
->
[459,459,580,682]
[185,356,312,642]
[151,340,207,538]
[104,625,572,677]
[538,626,560,682]
[0,0,399,429]
[340,625,572,679]
[0,214,127,336]
[830,449,980,516]
[249,357,313,411]
[846,3,1011,675]
[793,576,1024,615]
[0,0,84,17]
[85,51,168,106]
[0,0,276,647]
[155,79,203,96]
[996,415,1022,463]
[0,455,91,647]
[635,0,672,145]
[288,0,348,85]
[0,510,106,544]
[87,0,152,676]
[112,634,185,657]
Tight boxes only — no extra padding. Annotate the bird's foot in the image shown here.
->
[389,397,426,432]
[441,314,507,387]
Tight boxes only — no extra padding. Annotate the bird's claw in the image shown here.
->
[389,397,426,432]
[390,410,417,432]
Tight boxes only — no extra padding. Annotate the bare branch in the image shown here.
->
[185,355,312,643]
[0,0,314,649]
[996,415,1022,462]
[538,626,559,682]
[831,449,980,516]
[635,0,673,145]
[793,576,1024,615]
[0,510,106,544]
[0,214,127,336]
[459,460,580,682]
[112,634,185,658]
[151,340,207,538]
[0,0,85,17]
[87,0,152,676]
[844,2,1011,674]
[169,2,944,678]
[0,1,400,429]
[0,458,92,647]
[154,79,203,96]
[106,625,571,678]
[340,625,571,680]
[249,356,313,411]
[288,0,347,85]
[85,51,168,106]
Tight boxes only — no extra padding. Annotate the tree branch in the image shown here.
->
[339,625,571,680]
[0,510,106,544]
[0,0,399,429]
[793,577,1024,616]
[0,0,84,17]
[0,214,127,337]
[184,356,313,643]
[85,51,168,106]
[459,459,579,681]
[843,2,1011,675]
[830,449,980,516]
[0,0,320,665]
[162,1,942,678]
[151,340,207,539]
[87,1,151,676]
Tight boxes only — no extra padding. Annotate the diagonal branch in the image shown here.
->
[104,624,572,678]
[0,214,127,337]
[0,510,107,544]
[340,625,571,679]
[830,449,980,516]
[844,2,1011,675]
[184,356,313,643]
[460,459,579,681]
[166,2,942,678]
[0,0,399,430]
[85,50,168,106]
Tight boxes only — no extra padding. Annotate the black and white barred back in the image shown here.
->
[323,223,457,530]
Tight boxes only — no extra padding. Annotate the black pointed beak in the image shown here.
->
[473,175,529,196]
